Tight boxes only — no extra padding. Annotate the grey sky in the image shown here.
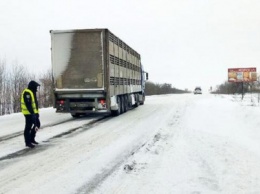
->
[1,0,260,91]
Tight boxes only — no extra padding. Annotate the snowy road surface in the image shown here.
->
[0,94,260,194]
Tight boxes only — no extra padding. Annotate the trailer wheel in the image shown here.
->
[71,113,81,118]
[124,95,129,112]
[111,96,121,116]
[127,94,132,109]
[121,96,126,113]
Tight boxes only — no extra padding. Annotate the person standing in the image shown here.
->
[21,80,41,148]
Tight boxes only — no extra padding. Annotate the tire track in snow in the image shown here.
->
[0,116,109,163]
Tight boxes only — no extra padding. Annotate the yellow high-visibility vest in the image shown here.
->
[21,89,39,115]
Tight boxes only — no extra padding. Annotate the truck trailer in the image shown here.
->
[50,28,148,117]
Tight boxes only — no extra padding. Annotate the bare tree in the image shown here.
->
[4,72,13,114]
[0,59,15,115]
[38,69,53,108]
[0,59,54,115]
[0,59,6,115]
[10,63,30,113]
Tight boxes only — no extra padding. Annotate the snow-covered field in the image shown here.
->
[0,93,260,194]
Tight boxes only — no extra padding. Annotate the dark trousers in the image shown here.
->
[24,114,41,145]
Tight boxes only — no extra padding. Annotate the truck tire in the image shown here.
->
[111,96,121,116]
[121,96,126,113]
[140,94,145,105]
[71,113,81,118]
[124,95,129,112]
[127,94,132,109]
[134,94,139,107]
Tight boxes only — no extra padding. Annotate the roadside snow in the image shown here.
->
[0,94,260,194]
[90,94,260,194]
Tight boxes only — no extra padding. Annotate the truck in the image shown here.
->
[50,28,148,117]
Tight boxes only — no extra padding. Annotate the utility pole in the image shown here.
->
[241,82,244,100]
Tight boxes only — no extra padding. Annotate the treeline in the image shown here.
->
[213,81,260,94]
[0,60,53,115]
[0,60,188,116]
[145,81,189,95]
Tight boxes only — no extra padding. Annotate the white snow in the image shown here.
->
[51,32,73,79]
[0,93,260,194]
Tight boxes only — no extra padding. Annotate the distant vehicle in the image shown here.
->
[194,87,202,94]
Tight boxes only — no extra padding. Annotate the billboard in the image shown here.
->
[228,67,257,82]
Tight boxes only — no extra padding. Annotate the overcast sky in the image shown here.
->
[1,0,260,91]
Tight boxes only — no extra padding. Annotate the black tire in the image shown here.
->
[127,94,132,109]
[71,113,81,118]
[121,96,125,113]
[124,95,129,112]
[134,94,139,107]
[111,96,121,116]
[140,94,145,105]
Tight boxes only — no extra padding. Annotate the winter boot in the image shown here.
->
[31,140,39,145]
[26,143,35,148]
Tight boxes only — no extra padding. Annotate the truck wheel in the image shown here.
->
[111,96,121,116]
[127,94,132,109]
[134,94,139,107]
[71,113,81,118]
[121,96,125,113]
[140,94,145,105]
[124,95,129,112]
[118,96,122,114]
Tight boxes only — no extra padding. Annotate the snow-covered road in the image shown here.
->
[0,94,260,194]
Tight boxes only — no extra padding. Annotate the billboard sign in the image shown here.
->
[228,67,257,82]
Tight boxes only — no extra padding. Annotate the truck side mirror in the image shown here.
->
[146,73,149,80]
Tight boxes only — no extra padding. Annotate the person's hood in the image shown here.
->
[28,80,40,92]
